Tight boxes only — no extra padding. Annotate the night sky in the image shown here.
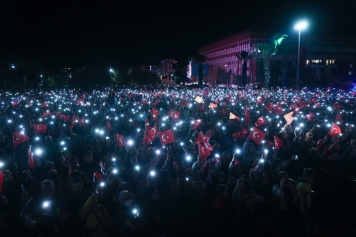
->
[1,0,355,69]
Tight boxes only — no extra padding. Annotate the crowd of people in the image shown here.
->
[0,85,355,236]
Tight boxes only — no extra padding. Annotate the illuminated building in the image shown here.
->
[198,29,356,86]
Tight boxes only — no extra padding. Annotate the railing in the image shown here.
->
[138,192,316,237]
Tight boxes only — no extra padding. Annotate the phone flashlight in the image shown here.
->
[100,182,105,187]
[155,150,161,155]
[149,170,156,177]
[186,155,192,161]
[134,165,140,171]
[35,148,43,156]
[113,169,118,174]
[42,201,51,209]
[127,139,134,146]
[235,149,241,154]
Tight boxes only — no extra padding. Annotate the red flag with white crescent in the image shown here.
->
[115,134,126,146]
[328,124,341,136]
[33,124,47,134]
[255,116,266,127]
[159,129,175,146]
[248,127,266,145]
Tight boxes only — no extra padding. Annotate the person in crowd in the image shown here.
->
[1,85,355,236]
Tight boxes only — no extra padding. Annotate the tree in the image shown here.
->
[128,65,160,85]
[194,54,207,87]
[277,38,292,88]
[46,76,58,87]
[258,43,274,89]
[236,50,253,86]
[206,65,219,87]
[173,64,188,85]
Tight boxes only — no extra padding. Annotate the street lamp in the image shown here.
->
[40,74,43,89]
[294,20,307,90]
[109,67,113,78]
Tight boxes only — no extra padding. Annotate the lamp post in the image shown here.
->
[40,74,43,90]
[109,67,113,78]
[294,21,307,90]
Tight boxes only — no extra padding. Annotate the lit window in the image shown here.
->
[306,60,309,65]
[349,71,352,76]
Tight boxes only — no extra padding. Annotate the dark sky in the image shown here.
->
[1,0,355,69]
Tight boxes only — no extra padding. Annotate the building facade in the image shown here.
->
[198,29,356,86]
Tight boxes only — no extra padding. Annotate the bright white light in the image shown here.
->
[264,149,268,154]
[42,201,50,208]
[113,169,118,174]
[134,165,140,171]
[127,139,134,146]
[0,162,4,168]
[100,182,105,187]
[132,208,138,214]
[294,20,308,31]
[186,155,191,161]
[149,170,156,177]
[35,149,43,156]
[156,150,161,155]
[235,149,241,154]
[35,137,40,141]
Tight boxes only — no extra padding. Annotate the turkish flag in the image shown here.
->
[33,124,47,134]
[192,120,201,130]
[11,101,21,107]
[274,136,284,150]
[168,110,180,121]
[59,114,70,122]
[232,131,241,140]
[180,98,188,106]
[264,101,274,112]
[41,103,49,109]
[306,111,315,121]
[106,121,112,131]
[149,124,158,139]
[196,131,213,149]
[229,112,240,120]
[159,129,175,146]
[115,134,126,146]
[209,103,218,108]
[274,105,284,115]
[238,127,249,141]
[266,140,274,148]
[335,113,344,123]
[328,124,341,136]
[248,127,266,145]
[245,106,250,126]
[42,111,52,117]
[71,114,79,128]
[283,111,294,125]
[13,132,30,147]
[151,108,160,120]
[28,146,35,170]
[198,143,211,160]
[255,116,266,127]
